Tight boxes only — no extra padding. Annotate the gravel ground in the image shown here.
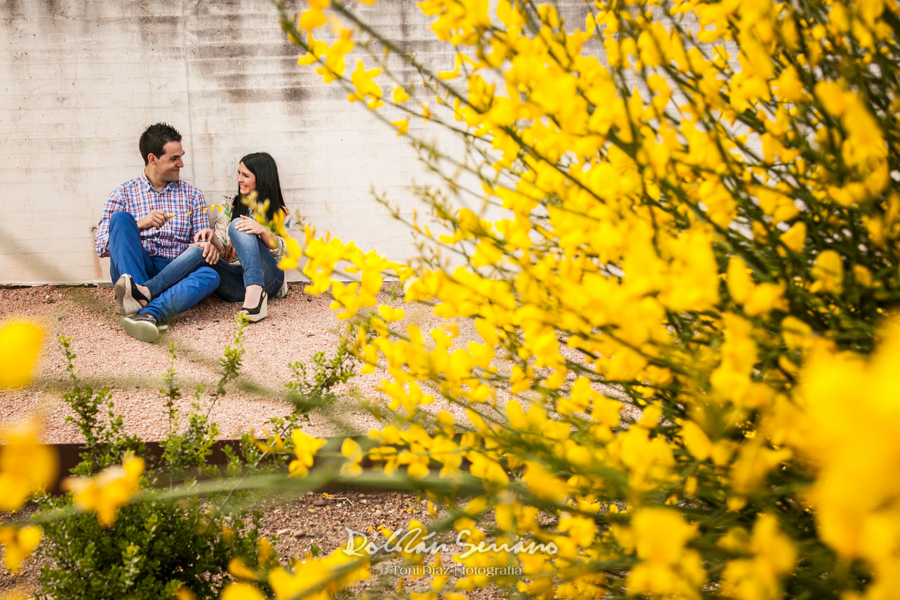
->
[0,283,628,444]
[0,283,436,443]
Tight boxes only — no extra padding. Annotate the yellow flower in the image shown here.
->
[632,508,697,563]
[278,235,304,271]
[299,30,355,83]
[744,283,787,317]
[0,419,57,511]
[229,557,261,580]
[393,118,410,135]
[268,545,370,600]
[289,430,325,477]
[298,0,329,33]
[523,461,566,502]
[64,456,144,526]
[680,420,712,461]
[779,221,806,253]
[348,60,383,108]
[0,318,44,388]
[726,257,753,304]
[814,81,848,116]
[810,250,844,294]
[853,264,873,287]
[627,508,706,597]
[175,586,197,600]
[340,438,364,477]
[774,65,806,102]
[730,440,792,495]
[781,316,812,352]
[220,582,266,600]
[393,86,410,103]
[377,305,405,322]
[0,525,42,572]
[720,514,796,600]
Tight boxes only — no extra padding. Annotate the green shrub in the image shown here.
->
[37,496,267,600]
[58,336,144,476]
[38,323,275,600]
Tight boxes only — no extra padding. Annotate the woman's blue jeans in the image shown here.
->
[212,220,285,303]
[108,211,220,323]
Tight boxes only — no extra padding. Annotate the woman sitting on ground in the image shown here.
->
[195,152,290,322]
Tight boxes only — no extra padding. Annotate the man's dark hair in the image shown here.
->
[139,123,182,166]
[232,152,287,222]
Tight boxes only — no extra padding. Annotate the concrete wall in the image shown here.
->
[0,0,448,285]
[0,0,597,285]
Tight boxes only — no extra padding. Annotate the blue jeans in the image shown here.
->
[213,220,285,303]
[108,211,220,323]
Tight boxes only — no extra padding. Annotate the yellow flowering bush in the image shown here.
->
[0,319,53,575]
[252,0,900,597]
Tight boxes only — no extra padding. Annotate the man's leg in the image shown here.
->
[108,212,156,284]
[142,246,210,300]
[137,266,220,325]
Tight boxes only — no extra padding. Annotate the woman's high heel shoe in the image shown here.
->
[240,291,268,323]
[115,274,150,316]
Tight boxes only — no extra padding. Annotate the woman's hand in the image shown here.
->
[235,216,277,248]
[234,215,267,236]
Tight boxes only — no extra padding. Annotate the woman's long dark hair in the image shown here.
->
[232,152,286,222]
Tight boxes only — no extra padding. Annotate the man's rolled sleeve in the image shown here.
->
[95,188,127,258]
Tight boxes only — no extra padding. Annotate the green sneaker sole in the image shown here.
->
[123,317,160,343]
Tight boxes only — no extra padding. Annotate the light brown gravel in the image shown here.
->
[0,284,392,443]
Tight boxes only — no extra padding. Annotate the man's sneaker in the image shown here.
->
[123,313,161,343]
[115,274,149,316]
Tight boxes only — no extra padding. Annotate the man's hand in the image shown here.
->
[191,241,220,265]
[137,210,168,231]
[194,228,215,243]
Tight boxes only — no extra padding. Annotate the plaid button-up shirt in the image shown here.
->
[95,174,208,262]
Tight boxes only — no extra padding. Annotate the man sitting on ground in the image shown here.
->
[94,123,220,342]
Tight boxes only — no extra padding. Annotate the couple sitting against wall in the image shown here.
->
[94,123,290,342]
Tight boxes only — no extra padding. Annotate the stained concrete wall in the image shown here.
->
[0,0,596,285]
[0,0,448,285]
